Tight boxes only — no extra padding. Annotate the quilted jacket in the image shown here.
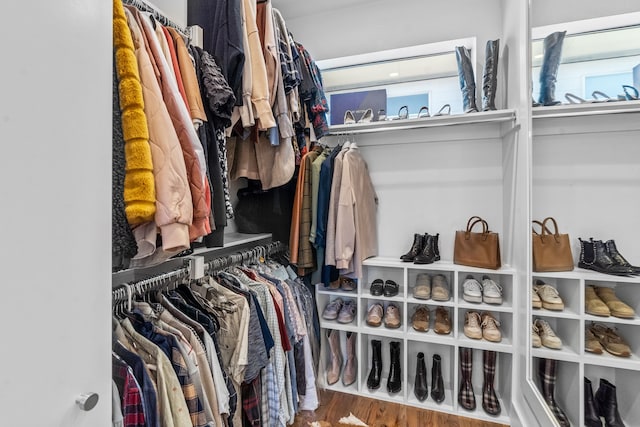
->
[124,8,192,253]
[133,8,211,241]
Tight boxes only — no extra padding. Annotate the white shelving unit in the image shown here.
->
[530,101,640,426]
[316,257,515,425]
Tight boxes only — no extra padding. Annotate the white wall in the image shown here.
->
[282,0,504,61]
[531,0,639,27]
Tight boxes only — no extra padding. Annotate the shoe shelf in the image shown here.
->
[532,307,580,320]
[319,320,360,333]
[363,257,517,275]
[582,352,640,371]
[406,383,455,413]
[405,330,456,346]
[316,287,359,297]
[406,296,456,306]
[583,365,640,427]
[531,346,580,364]
[532,100,640,120]
[328,109,516,137]
[457,301,513,313]
[584,313,639,326]
[456,335,513,353]
[534,268,640,284]
[361,292,404,303]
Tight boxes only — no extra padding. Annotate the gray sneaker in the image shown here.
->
[322,298,344,320]
[338,300,357,324]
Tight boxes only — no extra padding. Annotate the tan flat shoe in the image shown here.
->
[481,312,502,343]
[589,323,631,357]
[434,306,451,335]
[595,287,635,319]
[585,285,610,317]
[585,326,603,354]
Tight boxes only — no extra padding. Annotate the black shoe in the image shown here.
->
[370,279,384,296]
[387,341,402,393]
[414,233,440,264]
[482,39,499,111]
[367,340,382,390]
[538,31,566,106]
[584,377,602,427]
[605,240,640,274]
[414,352,428,402]
[579,238,635,276]
[455,46,478,113]
[383,280,399,297]
[430,354,445,403]
[401,233,424,262]
[595,378,626,427]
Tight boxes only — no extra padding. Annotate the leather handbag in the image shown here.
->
[532,217,574,272]
[454,216,502,270]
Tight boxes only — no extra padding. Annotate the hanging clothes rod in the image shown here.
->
[112,241,288,303]
[122,0,190,37]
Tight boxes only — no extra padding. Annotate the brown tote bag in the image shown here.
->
[454,216,502,270]
[532,217,574,272]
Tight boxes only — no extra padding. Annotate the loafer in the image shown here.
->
[585,285,610,317]
[413,273,431,300]
[370,279,384,296]
[322,298,344,320]
[366,303,384,327]
[431,274,450,301]
[594,286,635,319]
[411,305,430,332]
[384,280,399,297]
[434,306,451,335]
[384,304,401,329]
[338,300,357,324]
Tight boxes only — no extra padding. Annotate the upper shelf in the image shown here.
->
[327,109,516,136]
[532,100,640,137]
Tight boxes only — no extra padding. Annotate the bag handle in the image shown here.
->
[466,218,489,241]
[466,216,485,231]
[532,220,553,236]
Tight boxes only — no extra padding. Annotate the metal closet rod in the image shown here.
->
[112,240,288,303]
[122,0,189,37]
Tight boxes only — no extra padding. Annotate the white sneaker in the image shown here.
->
[534,319,562,349]
[462,275,482,303]
[481,275,503,305]
[532,323,542,348]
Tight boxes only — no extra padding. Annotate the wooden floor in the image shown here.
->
[291,390,507,427]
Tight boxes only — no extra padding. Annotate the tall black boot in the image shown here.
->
[584,377,603,427]
[538,31,566,106]
[367,340,382,390]
[482,39,499,111]
[400,233,424,262]
[579,238,635,276]
[455,46,478,113]
[387,341,402,393]
[595,379,626,427]
[414,352,428,401]
[605,240,640,274]
[482,350,501,416]
[538,358,570,427]
[430,354,445,403]
[458,347,476,410]
[414,233,439,264]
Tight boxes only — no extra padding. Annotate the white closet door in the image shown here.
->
[0,1,111,425]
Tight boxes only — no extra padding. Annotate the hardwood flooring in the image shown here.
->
[291,390,507,427]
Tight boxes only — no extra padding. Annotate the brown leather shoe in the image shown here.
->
[585,326,603,354]
[585,285,610,317]
[595,286,635,319]
[434,306,451,335]
[589,323,631,357]
[411,305,430,332]
[384,304,401,329]
[366,303,383,327]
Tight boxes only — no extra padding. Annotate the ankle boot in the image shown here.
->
[482,39,499,111]
[458,347,476,410]
[400,233,424,262]
[595,379,626,427]
[579,238,635,276]
[430,354,445,403]
[538,31,566,106]
[367,340,382,390]
[414,352,428,401]
[414,233,439,264]
[482,350,501,416]
[455,46,478,113]
[343,332,357,386]
[326,329,342,385]
[605,240,640,274]
[584,377,603,427]
[538,358,570,427]
[387,341,402,393]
